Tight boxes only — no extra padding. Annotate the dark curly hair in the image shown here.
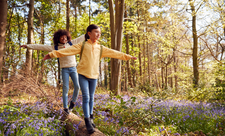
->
[53,29,71,45]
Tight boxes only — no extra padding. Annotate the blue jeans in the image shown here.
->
[78,74,97,118]
[62,67,80,109]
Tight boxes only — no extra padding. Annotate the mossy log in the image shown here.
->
[61,113,105,136]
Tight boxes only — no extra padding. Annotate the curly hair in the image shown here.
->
[53,29,71,45]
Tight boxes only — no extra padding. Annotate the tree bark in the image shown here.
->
[109,0,125,95]
[147,42,151,85]
[104,58,108,89]
[66,0,70,31]
[189,0,199,87]
[173,49,178,92]
[125,34,132,87]
[131,35,136,87]
[99,60,102,87]
[39,22,45,83]
[26,0,34,75]
[0,0,7,83]
[137,2,142,84]
[124,9,132,88]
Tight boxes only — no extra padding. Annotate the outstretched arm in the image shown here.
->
[102,46,137,61]
[20,44,54,52]
[43,42,83,60]
[71,34,85,45]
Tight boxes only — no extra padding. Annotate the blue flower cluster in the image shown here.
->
[1,94,224,136]
[0,101,66,136]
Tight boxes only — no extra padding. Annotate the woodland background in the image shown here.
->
[0,0,225,135]
[0,0,225,100]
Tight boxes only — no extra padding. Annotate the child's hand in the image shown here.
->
[43,54,51,60]
[131,57,137,60]
[20,45,27,48]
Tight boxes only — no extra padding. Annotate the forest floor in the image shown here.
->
[1,74,225,136]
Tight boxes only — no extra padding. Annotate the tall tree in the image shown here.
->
[189,0,199,87]
[108,0,125,95]
[66,0,70,31]
[0,0,7,83]
[26,0,34,75]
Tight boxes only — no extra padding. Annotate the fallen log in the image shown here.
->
[61,113,105,136]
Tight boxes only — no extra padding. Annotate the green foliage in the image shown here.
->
[213,62,225,103]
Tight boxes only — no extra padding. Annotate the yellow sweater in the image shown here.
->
[49,39,132,79]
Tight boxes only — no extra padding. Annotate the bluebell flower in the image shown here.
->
[11,123,16,129]
[174,133,180,135]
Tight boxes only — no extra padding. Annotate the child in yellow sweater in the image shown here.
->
[43,24,137,134]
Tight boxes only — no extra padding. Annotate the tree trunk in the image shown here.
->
[26,0,34,75]
[17,11,22,74]
[131,35,136,87]
[74,1,77,36]
[108,60,111,89]
[189,0,199,87]
[104,58,108,89]
[39,23,45,83]
[109,0,125,95]
[124,9,133,88]
[165,64,168,89]
[147,42,151,85]
[89,0,91,25]
[161,66,164,89]
[0,0,7,84]
[143,35,146,84]
[173,49,178,92]
[99,60,102,87]
[66,0,70,31]
[125,64,128,91]
[170,65,173,88]
[137,3,142,84]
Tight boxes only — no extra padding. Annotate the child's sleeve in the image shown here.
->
[102,46,132,61]
[27,44,54,52]
[49,42,83,58]
[71,34,85,45]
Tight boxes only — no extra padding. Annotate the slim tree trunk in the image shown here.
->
[124,8,133,88]
[66,0,70,31]
[131,35,136,87]
[0,0,7,83]
[104,58,108,89]
[74,1,77,36]
[17,11,22,73]
[39,23,45,83]
[137,2,142,84]
[89,0,91,25]
[147,42,151,85]
[125,64,127,91]
[189,0,199,87]
[161,66,164,89]
[165,64,168,89]
[26,0,34,75]
[109,0,125,95]
[3,2,13,81]
[170,66,173,88]
[173,49,178,92]
[99,60,102,87]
